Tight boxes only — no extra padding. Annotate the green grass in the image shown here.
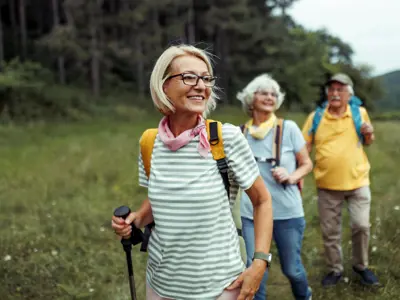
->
[1,107,399,299]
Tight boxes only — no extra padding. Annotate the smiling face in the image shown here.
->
[163,55,212,116]
[327,81,351,109]
[252,89,277,114]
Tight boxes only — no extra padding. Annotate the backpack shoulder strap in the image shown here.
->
[308,106,325,144]
[350,104,364,144]
[206,119,230,198]
[139,128,158,179]
[271,118,284,167]
[239,124,245,134]
[272,118,287,189]
[206,119,226,159]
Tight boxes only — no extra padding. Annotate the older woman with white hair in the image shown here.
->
[111,45,274,300]
[237,74,313,300]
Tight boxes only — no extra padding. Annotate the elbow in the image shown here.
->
[306,159,313,174]
[298,158,313,175]
[306,143,312,153]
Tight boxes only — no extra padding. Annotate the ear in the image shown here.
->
[163,81,169,94]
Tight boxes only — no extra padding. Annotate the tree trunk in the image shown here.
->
[19,0,27,61]
[187,0,195,44]
[9,0,18,55]
[215,27,229,103]
[90,0,103,97]
[51,0,66,84]
[134,35,144,95]
[0,4,4,64]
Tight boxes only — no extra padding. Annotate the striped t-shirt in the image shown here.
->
[138,123,260,299]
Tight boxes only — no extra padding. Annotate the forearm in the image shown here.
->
[136,198,153,228]
[253,197,273,254]
[290,161,313,183]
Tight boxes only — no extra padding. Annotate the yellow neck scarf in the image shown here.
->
[245,114,277,140]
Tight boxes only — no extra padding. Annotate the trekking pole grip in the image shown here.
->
[113,206,144,246]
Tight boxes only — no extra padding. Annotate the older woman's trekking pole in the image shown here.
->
[114,206,144,300]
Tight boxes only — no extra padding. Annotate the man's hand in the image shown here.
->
[226,260,267,300]
[361,122,375,145]
[361,122,374,135]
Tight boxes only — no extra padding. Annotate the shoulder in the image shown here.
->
[221,122,243,138]
[282,120,305,143]
[359,106,368,115]
[302,111,316,124]
[282,119,300,131]
[222,123,244,143]
[309,110,317,117]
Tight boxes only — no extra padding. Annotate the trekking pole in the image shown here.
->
[114,206,144,300]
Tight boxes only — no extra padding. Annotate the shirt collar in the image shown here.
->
[325,105,351,119]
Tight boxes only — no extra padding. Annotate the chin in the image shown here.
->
[259,107,274,113]
[328,100,342,107]
[182,104,206,115]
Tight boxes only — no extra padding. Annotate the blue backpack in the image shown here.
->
[308,95,364,144]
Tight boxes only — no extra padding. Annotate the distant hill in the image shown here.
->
[375,70,400,111]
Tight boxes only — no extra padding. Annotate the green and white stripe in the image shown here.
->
[138,123,259,299]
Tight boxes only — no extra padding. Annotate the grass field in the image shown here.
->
[1,106,399,300]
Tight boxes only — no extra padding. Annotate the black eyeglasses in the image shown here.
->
[167,73,217,87]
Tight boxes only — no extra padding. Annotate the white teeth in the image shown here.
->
[188,96,203,100]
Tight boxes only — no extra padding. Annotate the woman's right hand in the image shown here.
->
[111,212,139,239]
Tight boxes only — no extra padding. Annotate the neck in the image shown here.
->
[167,113,200,137]
[328,104,347,117]
[252,110,273,126]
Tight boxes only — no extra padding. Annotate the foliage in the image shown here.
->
[0,0,386,121]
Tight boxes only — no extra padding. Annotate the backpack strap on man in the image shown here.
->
[349,96,364,144]
[308,102,327,144]
[206,119,230,199]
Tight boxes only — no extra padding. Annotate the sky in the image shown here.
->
[288,0,400,76]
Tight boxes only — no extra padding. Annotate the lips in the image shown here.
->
[261,102,274,106]
[188,95,205,100]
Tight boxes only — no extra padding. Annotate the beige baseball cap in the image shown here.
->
[326,73,353,87]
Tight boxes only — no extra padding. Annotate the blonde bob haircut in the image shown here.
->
[149,44,218,118]
[236,73,285,117]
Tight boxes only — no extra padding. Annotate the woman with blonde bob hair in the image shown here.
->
[112,44,274,300]
[237,74,313,300]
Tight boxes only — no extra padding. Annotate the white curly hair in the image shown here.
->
[236,73,285,117]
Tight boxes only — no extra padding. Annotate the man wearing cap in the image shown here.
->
[301,73,379,287]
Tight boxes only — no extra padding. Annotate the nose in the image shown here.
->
[194,77,206,90]
[332,89,340,96]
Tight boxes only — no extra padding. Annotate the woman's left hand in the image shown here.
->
[226,260,267,300]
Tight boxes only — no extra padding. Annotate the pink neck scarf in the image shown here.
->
[157,116,210,158]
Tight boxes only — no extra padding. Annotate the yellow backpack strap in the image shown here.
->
[139,128,158,179]
[206,119,230,198]
[206,119,226,160]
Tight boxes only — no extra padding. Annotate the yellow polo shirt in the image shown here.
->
[302,105,371,191]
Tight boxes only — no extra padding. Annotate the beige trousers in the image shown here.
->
[317,186,371,273]
[146,284,240,300]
